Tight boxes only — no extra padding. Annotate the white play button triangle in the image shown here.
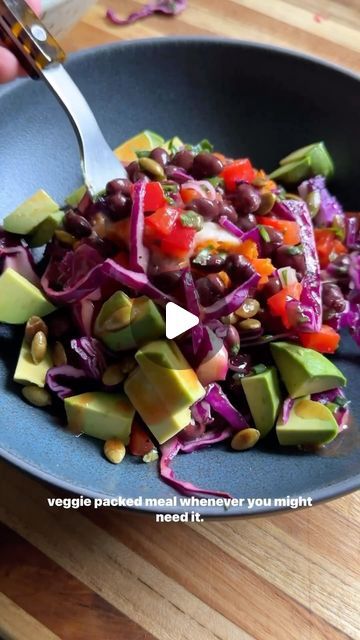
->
[165,302,199,340]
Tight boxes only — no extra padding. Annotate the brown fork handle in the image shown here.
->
[0,0,65,79]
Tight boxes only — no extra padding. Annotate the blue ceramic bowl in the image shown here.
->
[0,39,359,516]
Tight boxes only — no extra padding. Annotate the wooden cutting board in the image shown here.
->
[1,1,359,639]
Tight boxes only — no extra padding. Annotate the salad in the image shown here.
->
[0,132,359,498]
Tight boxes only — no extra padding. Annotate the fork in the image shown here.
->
[0,0,128,198]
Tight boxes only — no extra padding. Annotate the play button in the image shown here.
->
[165,302,199,340]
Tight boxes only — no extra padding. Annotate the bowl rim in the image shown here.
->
[0,36,359,517]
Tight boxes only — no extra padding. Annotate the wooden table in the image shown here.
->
[1,1,360,639]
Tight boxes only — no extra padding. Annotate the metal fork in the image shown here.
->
[0,0,127,198]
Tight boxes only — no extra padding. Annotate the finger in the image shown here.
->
[0,47,22,83]
[0,1,42,82]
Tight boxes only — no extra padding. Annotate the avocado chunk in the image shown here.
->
[276,397,338,446]
[64,391,134,441]
[29,211,64,247]
[95,291,165,351]
[65,185,87,208]
[280,141,334,179]
[241,366,281,437]
[125,367,190,444]
[135,339,205,414]
[269,157,311,184]
[162,136,184,154]
[3,189,59,235]
[270,342,346,398]
[0,268,55,324]
[14,337,53,388]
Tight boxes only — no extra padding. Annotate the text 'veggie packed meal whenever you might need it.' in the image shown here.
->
[1,132,358,497]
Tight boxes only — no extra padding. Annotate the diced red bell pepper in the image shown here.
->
[220,159,256,192]
[129,420,155,456]
[314,229,347,268]
[143,182,167,213]
[267,282,302,328]
[257,217,301,245]
[144,205,179,241]
[160,221,197,259]
[298,325,340,353]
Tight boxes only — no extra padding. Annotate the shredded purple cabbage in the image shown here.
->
[46,365,89,399]
[106,1,187,26]
[346,217,360,251]
[203,272,260,320]
[298,175,344,226]
[218,216,243,238]
[0,228,39,284]
[181,267,204,353]
[130,181,149,273]
[280,397,295,424]
[206,383,248,430]
[70,337,107,379]
[42,258,174,305]
[280,200,322,332]
[159,437,232,498]
[179,427,233,453]
[191,398,213,427]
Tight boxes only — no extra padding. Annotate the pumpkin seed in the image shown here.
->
[231,428,260,451]
[104,438,126,464]
[25,316,48,344]
[138,156,165,180]
[52,341,67,366]
[236,298,260,319]
[22,385,52,408]
[31,331,48,364]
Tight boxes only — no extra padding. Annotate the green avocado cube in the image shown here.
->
[14,337,53,388]
[95,292,165,352]
[64,391,134,442]
[135,339,205,414]
[270,342,346,398]
[280,141,334,179]
[0,268,55,324]
[241,366,281,437]
[124,367,190,444]
[29,211,64,247]
[3,189,59,235]
[276,397,338,446]
[269,157,311,184]
[65,185,87,208]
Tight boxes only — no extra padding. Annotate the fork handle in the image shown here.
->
[0,0,65,78]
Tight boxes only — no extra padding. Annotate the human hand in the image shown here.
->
[0,0,41,83]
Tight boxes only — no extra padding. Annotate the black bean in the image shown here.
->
[192,254,226,273]
[196,274,226,306]
[224,254,256,285]
[186,198,219,220]
[236,213,257,231]
[152,269,183,292]
[63,210,92,238]
[217,202,238,223]
[126,161,147,183]
[149,147,170,167]
[233,183,261,214]
[106,178,132,196]
[164,164,189,183]
[191,153,223,179]
[224,325,240,356]
[260,226,284,257]
[322,283,346,313]
[172,149,195,172]
[259,275,282,301]
[274,245,306,275]
[107,193,132,219]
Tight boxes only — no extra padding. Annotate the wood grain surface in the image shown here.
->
[1,1,360,639]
